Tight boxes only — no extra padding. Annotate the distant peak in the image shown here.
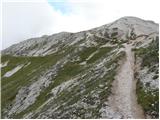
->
[117,16,158,24]
[119,16,142,20]
[115,16,145,23]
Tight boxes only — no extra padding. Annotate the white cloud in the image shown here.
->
[2,1,56,49]
[1,0,159,49]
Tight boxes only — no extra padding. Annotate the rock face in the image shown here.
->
[1,16,159,119]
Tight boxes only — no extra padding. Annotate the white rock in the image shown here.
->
[0,61,9,68]
[3,64,24,77]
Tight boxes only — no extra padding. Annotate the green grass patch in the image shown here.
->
[93,35,109,45]
[13,60,84,118]
[87,47,113,64]
[1,46,76,118]
[78,47,97,62]
[136,80,159,118]
[135,38,159,118]
[134,39,158,68]
[1,54,62,114]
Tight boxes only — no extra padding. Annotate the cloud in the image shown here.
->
[2,1,56,49]
[1,0,159,49]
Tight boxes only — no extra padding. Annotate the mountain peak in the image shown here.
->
[2,17,158,56]
[115,16,157,24]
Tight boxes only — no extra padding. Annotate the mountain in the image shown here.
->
[1,16,159,119]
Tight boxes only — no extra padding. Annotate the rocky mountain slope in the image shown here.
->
[1,16,159,119]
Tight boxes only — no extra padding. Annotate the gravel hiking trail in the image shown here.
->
[108,43,145,118]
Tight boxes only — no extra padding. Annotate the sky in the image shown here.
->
[1,0,159,49]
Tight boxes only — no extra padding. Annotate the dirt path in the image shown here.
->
[108,43,144,118]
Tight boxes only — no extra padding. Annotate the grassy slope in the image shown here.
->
[1,41,126,119]
[1,46,75,117]
[1,54,62,111]
[30,50,125,119]
[134,38,159,118]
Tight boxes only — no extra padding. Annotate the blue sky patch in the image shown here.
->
[47,0,71,14]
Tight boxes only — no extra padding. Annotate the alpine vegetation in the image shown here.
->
[1,17,159,119]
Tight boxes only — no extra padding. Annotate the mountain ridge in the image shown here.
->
[2,16,158,56]
[1,16,159,119]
